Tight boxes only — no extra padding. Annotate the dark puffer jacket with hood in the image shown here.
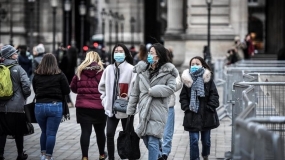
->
[70,62,103,109]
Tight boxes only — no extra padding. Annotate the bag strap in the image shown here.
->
[125,115,134,132]
[112,66,120,114]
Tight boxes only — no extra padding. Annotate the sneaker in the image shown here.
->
[7,135,14,139]
[99,151,108,160]
[45,158,53,160]
[203,156,208,160]
[82,157,88,160]
[40,155,46,160]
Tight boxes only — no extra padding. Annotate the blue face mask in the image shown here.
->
[147,54,157,64]
[114,53,125,63]
[190,65,202,73]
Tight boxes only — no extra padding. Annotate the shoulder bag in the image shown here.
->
[112,67,128,113]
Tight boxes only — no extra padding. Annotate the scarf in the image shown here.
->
[189,68,205,113]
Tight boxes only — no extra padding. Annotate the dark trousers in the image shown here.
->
[80,122,106,157]
[106,116,133,159]
[0,135,24,156]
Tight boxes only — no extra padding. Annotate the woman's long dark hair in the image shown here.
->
[35,53,61,75]
[111,43,133,65]
[148,43,170,69]
[189,56,212,72]
[138,44,147,61]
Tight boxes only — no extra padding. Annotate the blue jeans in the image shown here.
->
[160,107,175,157]
[143,135,160,160]
[189,130,211,160]
[35,102,62,157]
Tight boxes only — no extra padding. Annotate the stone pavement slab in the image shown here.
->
[3,87,232,160]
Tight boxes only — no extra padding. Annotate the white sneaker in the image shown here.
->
[40,155,45,160]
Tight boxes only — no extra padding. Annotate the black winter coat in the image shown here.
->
[179,69,219,131]
[33,72,70,103]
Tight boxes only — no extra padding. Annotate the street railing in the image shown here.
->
[220,66,285,120]
[231,82,285,159]
[233,109,284,160]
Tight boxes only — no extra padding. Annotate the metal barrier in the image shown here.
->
[219,67,285,120]
[233,115,284,160]
[233,63,285,67]
[213,59,285,121]
[230,82,285,159]
[236,60,285,64]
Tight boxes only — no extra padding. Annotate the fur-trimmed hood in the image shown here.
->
[181,68,211,87]
[133,60,179,78]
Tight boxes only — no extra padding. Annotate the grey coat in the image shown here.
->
[0,59,31,113]
[127,61,178,138]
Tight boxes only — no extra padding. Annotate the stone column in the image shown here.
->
[166,0,184,34]
[165,0,185,67]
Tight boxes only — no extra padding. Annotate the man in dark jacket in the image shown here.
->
[17,45,32,78]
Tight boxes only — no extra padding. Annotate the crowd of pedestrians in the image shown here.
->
[225,34,255,65]
[0,42,220,160]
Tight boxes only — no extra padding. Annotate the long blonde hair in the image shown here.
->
[76,51,104,80]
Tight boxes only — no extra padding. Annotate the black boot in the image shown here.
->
[16,152,28,160]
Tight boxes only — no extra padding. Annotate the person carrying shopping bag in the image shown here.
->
[127,43,178,160]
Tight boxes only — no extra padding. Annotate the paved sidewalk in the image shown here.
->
[3,87,232,160]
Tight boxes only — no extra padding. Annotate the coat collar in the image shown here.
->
[133,61,178,78]
[181,68,211,88]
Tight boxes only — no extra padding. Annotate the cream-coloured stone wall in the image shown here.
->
[166,0,248,67]
[183,41,232,67]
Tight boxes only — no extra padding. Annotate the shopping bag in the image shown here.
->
[117,116,140,159]
[24,98,37,123]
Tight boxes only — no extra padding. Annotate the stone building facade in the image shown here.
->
[0,0,284,66]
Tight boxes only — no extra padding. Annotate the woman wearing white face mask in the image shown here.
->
[98,43,137,160]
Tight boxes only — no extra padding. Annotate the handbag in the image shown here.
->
[113,93,128,113]
[117,116,141,159]
[24,98,37,123]
[24,122,34,136]
[112,67,128,113]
